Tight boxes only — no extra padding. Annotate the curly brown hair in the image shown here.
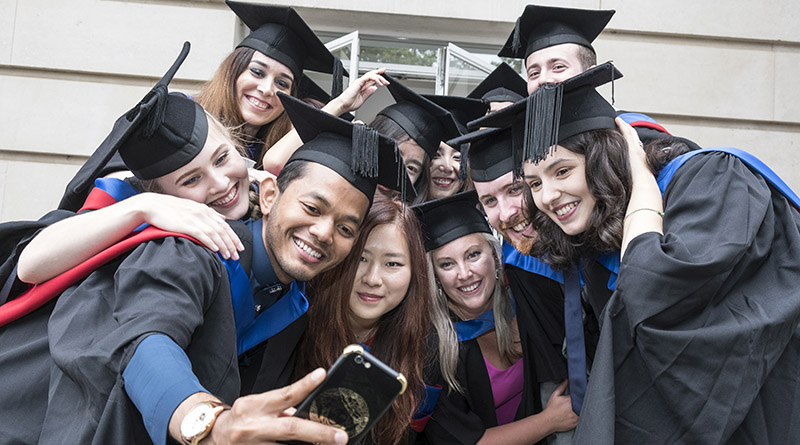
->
[525,129,693,269]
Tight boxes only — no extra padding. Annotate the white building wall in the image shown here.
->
[1,0,798,221]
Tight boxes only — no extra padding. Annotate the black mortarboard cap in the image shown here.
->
[297,74,354,122]
[469,62,622,169]
[422,94,489,180]
[279,91,415,203]
[413,190,492,252]
[58,42,205,211]
[227,0,345,96]
[377,73,462,159]
[467,63,528,103]
[498,5,615,60]
[448,127,514,183]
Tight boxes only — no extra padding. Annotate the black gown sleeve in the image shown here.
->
[41,236,238,444]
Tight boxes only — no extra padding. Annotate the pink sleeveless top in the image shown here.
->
[483,356,524,425]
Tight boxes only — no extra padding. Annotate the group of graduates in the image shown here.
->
[2,1,800,444]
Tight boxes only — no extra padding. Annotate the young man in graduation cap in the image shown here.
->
[469,62,531,114]
[35,62,410,445]
[452,63,625,443]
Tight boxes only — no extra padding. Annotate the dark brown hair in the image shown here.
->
[298,188,431,444]
[195,47,298,165]
[526,129,693,269]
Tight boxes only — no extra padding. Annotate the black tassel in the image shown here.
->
[610,67,616,106]
[351,123,379,178]
[394,141,408,203]
[142,84,168,138]
[511,17,522,53]
[331,56,344,98]
[459,144,469,181]
[523,83,562,165]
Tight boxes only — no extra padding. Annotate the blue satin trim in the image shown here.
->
[617,112,660,126]
[221,257,309,355]
[596,253,620,292]
[657,147,800,210]
[502,241,563,283]
[93,177,147,231]
[413,384,443,420]
[455,309,497,342]
[94,177,139,202]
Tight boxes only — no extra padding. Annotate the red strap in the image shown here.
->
[0,227,199,327]
[79,187,118,213]
[628,120,671,135]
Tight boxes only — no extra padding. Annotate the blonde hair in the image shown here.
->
[427,232,519,393]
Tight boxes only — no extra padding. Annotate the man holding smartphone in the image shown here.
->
[39,93,411,445]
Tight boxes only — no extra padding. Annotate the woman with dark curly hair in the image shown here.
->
[477,62,800,443]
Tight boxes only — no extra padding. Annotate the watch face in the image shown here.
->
[181,403,215,438]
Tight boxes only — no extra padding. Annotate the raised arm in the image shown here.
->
[617,117,663,260]
[261,68,389,175]
[17,192,243,284]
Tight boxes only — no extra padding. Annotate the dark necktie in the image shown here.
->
[563,266,586,414]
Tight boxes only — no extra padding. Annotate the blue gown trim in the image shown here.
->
[657,147,800,210]
[502,241,563,283]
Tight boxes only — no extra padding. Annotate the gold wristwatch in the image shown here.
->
[180,400,230,445]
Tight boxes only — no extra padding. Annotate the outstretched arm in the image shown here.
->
[167,369,348,445]
[261,68,390,175]
[17,192,243,284]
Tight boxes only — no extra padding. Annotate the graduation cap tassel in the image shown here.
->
[351,123,379,178]
[141,84,169,139]
[331,56,344,98]
[524,83,562,164]
[610,69,616,106]
[459,144,469,181]
[394,141,408,203]
[511,17,522,53]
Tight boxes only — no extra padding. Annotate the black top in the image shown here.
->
[227,0,340,82]
[58,42,200,209]
[469,62,623,164]
[279,91,414,202]
[498,5,615,60]
[413,191,491,252]
[467,63,528,103]
[378,73,462,159]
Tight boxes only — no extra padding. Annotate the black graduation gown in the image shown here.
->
[0,209,74,444]
[38,235,239,444]
[575,152,800,443]
[505,263,567,388]
[422,307,542,445]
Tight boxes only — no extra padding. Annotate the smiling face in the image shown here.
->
[348,222,412,335]
[525,43,588,94]
[235,51,294,135]
[397,138,427,184]
[428,142,463,199]
[432,232,497,320]
[262,162,371,284]
[154,117,250,220]
[474,171,536,253]
[523,146,596,236]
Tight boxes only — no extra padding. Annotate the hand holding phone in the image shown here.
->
[291,344,407,443]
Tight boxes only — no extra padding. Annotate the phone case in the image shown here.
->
[292,344,407,443]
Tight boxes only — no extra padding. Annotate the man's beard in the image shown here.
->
[498,217,537,255]
[505,230,536,255]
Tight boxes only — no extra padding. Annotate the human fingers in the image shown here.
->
[550,379,569,398]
